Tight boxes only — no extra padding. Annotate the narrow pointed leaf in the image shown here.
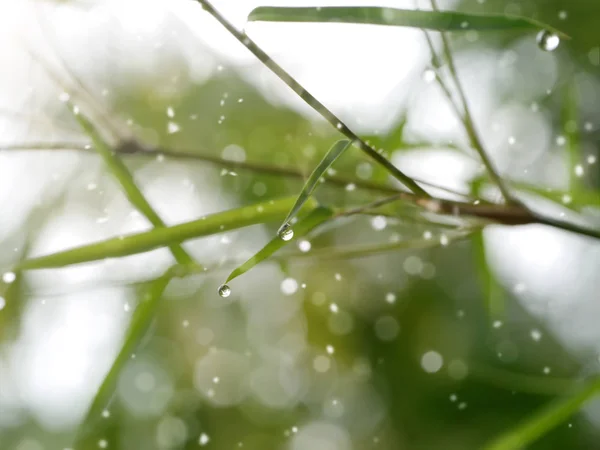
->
[278,139,351,234]
[484,377,600,450]
[15,196,318,271]
[75,272,172,445]
[227,206,333,283]
[69,106,195,266]
[248,7,568,38]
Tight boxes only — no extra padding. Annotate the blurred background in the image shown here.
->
[0,0,599,449]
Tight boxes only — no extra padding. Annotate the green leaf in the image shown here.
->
[472,231,505,320]
[248,7,568,38]
[75,272,172,445]
[15,196,318,271]
[484,377,600,450]
[278,139,351,234]
[227,206,333,283]
[562,78,582,192]
[69,105,196,267]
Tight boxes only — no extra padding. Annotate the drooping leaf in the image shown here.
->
[484,377,600,450]
[248,7,568,38]
[227,206,333,283]
[15,196,318,271]
[278,139,351,234]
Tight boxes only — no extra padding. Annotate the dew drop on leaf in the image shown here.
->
[278,225,294,241]
[218,284,231,298]
[536,30,560,52]
[0,296,5,310]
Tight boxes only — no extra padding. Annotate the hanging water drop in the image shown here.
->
[218,284,231,298]
[278,224,294,241]
[536,30,560,52]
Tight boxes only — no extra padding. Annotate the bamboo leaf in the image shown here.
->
[68,105,195,266]
[15,196,318,271]
[278,139,351,234]
[484,377,600,450]
[472,231,505,321]
[227,206,333,283]
[248,7,568,38]
[75,272,172,445]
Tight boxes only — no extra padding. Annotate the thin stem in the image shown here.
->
[195,0,430,197]
[0,140,473,199]
[429,0,515,204]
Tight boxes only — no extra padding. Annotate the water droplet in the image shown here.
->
[537,30,560,52]
[508,136,516,145]
[0,297,5,310]
[218,284,231,298]
[422,69,436,83]
[493,320,503,329]
[558,10,567,20]
[329,303,339,313]
[278,224,294,241]
[326,345,335,354]
[421,350,443,373]
[575,165,584,177]
[530,328,542,342]
[556,135,566,146]
[449,394,458,402]
[345,183,356,191]
[280,277,298,295]
[166,106,175,118]
[543,366,551,374]
[588,155,597,164]
[313,355,331,372]
[199,433,210,446]
[336,122,343,130]
[334,273,342,281]
[167,121,180,134]
[2,272,16,284]
[370,215,387,231]
[101,409,110,418]
[458,402,468,410]
[385,292,396,304]
[98,439,108,449]
[297,239,311,252]
[58,92,70,102]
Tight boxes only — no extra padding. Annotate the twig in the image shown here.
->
[194,0,430,197]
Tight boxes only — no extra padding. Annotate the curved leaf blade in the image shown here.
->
[484,377,600,450]
[15,196,318,271]
[278,139,351,234]
[248,7,568,38]
[228,206,333,283]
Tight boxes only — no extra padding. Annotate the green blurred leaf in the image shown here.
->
[16,196,318,271]
[472,231,505,320]
[563,78,582,192]
[75,272,172,445]
[227,206,333,283]
[485,377,600,450]
[69,105,195,266]
[278,139,350,234]
[248,7,568,37]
